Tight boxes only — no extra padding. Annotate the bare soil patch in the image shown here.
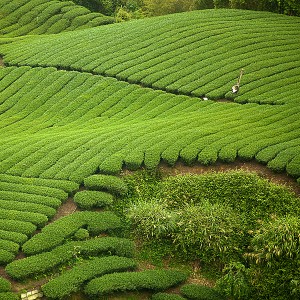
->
[52,197,77,222]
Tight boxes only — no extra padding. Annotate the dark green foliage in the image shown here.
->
[152,292,186,300]
[74,190,113,209]
[0,276,11,292]
[84,174,128,196]
[6,237,134,280]
[22,211,122,255]
[85,269,188,296]
[42,256,137,299]
[181,284,226,300]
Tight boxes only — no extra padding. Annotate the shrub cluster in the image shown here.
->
[22,211,122,255]
[42,256,137,299]
[0,292,18,300]
[74,190,113,209]
[6,237,134,280]
[85,269,188,296]
[181,284,225,300]
[84,175,128,196]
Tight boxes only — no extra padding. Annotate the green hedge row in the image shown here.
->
[0,190,61,208]
[85,269,188,296]
[0,181,67,200]
[42,256,137,299]
[0,200,55,219]
[180,284,225,300]
[0,0,114,37]
[73,190,113,209]
[0,219,36,236]
[84,175,128,196]
[0,239,19,254]
[0,208,48,228]
[5,237,134,280]
[0,276,11,292]
[0,229,27,245]
[0,250,15,265]
[22,211,122,255]
[0,292,18,300]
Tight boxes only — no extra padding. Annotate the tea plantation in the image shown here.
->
[0,0,299,299]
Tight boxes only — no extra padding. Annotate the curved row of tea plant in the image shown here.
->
[1,10,299,105]
[0,0,114,37]
[0,276,18,300]
[5,237,134,280]
[22,211,122,255]
[0,66,299,181]
[84,269,188,296]
[0,174,77,264]
[41,256,137,299]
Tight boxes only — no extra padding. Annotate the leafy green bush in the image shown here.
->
[0,230,27,245]
[6,237,134,280]
[0,276,11,292]
[0,249,15,265]
[171,202,243,263]
[152,292,186,300]
[74,228,89,240]
[22,211,122,255]
[85,269,188,296]
[245,215,300,300]
[181,284,226,300]
[215,262,252,300]
[74,190,113,209]
[42,256,137,299]
[84,174,128,196]
[0,240,19,254]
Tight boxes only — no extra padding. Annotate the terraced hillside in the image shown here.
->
[0,9,300,181]
[0,0,114,37]
[0,2,300,299]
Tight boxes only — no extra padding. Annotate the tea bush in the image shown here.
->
[0,276,11,292]
[0,230,27,245]
[22,211,122,255]
[181,284,226,300]
[84,175,128,196]
[85,269,188,296]
[0,292,18,300]
[42,256,137,299]
[74,190,113,209]
[6,237,134,280]
[0,250,15,265]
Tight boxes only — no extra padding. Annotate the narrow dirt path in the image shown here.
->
[0,57,5,67]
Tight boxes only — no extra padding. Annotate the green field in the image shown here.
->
[0,0,300,299]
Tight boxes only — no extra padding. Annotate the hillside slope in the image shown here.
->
[0,9,299,182]
[0,0,114,37]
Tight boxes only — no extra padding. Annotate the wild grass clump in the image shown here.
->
[121,170,300,300]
